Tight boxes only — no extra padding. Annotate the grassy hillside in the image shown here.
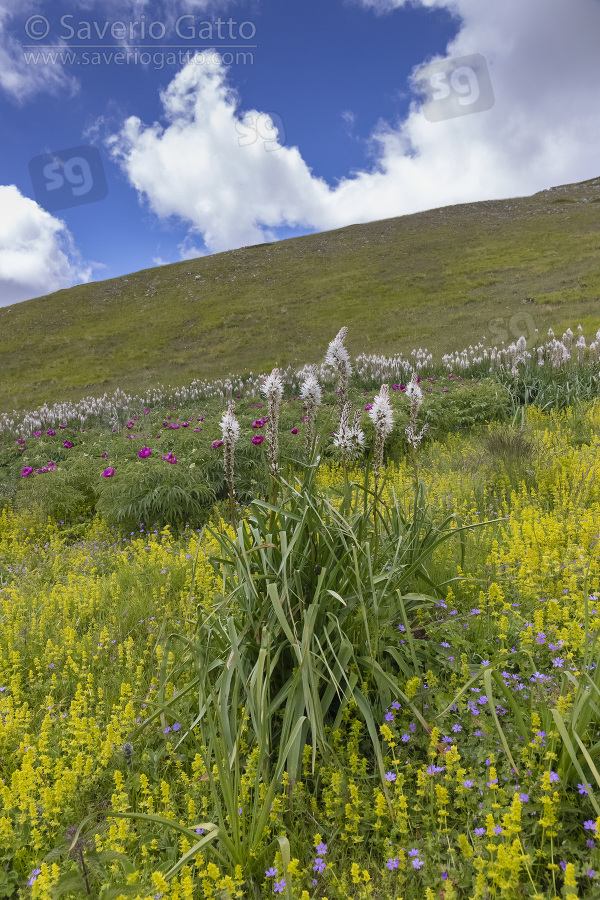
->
[1,175,600,414]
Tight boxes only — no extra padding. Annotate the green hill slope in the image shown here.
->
[2,175,600,413]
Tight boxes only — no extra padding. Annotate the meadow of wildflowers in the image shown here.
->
[2,324,600,898]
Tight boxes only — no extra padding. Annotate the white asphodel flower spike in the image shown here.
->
[261,368,284,477]
[300,369,322,456]
[325,326,352,416]
[333,401,364,462]
[405,372,429,450]
[369,384,394,473]
[220,402,240,498]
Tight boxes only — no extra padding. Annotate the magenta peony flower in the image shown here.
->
[252,435,264,445]
[102,468,115,477]
[197,417,203,421]
[138,447,152,458]
[144,408,150,414]
[63,441,73,449]
[252,419,265,429]
[59,424,67,429]
[33,430,42,437]
[46,429,56,436]
[365,405,373,411]
[169,423,179,429]
[392,385,400,391]
[126,422,134,428]
[291,427,298,434]
[211,440,223,449]
[101,452,109,458]
[21,467,34,477]
[182,422,190,427]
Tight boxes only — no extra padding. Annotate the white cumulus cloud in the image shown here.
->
[0,185,92,306]
[107,0,600,256]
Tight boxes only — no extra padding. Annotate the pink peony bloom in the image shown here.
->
[46,429,56,436]
[212,440,223,449]
[291,427,298,434]
[252,435,264,445]
[63,441,73,449]
[102,468,115,477]
[33,431,42,437]
[21,467,34,477]
[101,452,109,458]
[138,447,152,458]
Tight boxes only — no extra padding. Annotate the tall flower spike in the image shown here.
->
[333,401,364,463]
[261,368,284,477]
[369,384,394,472]
[325,327,352,416]
[220,402,240,499]
[405,373,429,450]
[300,368,322,456]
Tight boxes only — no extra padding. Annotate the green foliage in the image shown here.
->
[94,459,216,533]
[14,455,99,524]
[424,378,513,436]
[125,456,496,895]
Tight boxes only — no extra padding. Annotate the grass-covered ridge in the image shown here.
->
[2,174,600,413]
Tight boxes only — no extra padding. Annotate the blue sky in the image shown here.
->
[1,0,600,305]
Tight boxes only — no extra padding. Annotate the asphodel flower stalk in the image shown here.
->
[220,401,240,527]
[325,326,352,419]
[300,369,322,457]
[405,373,429,450]
[368,384,393,560]
[368,384,394,474]
[261,368,284,479]
[333,401,365,466]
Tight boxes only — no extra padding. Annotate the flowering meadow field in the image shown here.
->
[3,325,600,898]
